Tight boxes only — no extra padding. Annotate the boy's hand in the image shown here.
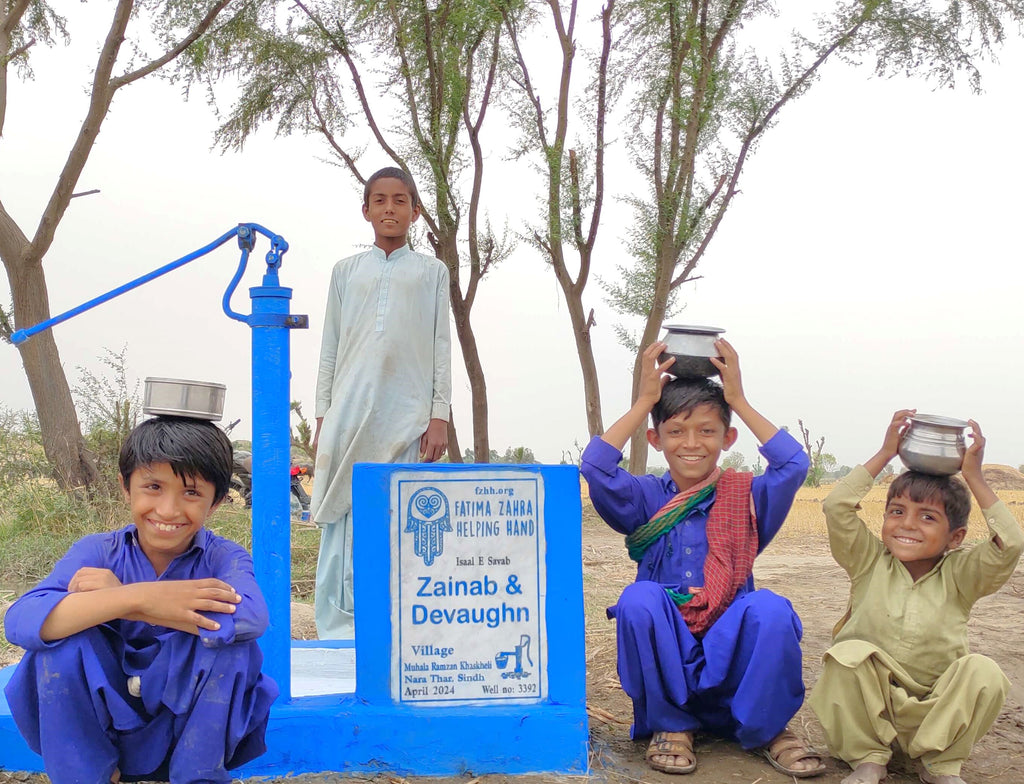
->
[960,419,986,479]
[709,338,743,407]
[420,417,448,463]
[69,567,122,593]
[863,408,915,477]
[637,341,674,406]
[882,409,916,460]
[129,579,242,633]
[960,419,998,509]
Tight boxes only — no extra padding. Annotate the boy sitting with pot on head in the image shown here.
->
[3,416,278,784]
[810,410,1023,784]
[581,339,824,777]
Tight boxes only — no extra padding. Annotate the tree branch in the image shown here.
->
[0,0,34,136]
[462,25,500,310]
[0,0,32,38]
[581,1,614,261]
[111,1,232,90]
[28,0,134,260]
[671,5,875,286]
[294,0,413,185]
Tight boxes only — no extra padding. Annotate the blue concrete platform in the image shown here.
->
[1,647,589,776]
[0,463,589,776]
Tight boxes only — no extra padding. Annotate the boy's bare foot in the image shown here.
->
[842,762,887,784]
[646,730,697,774]
[919,772,966,784]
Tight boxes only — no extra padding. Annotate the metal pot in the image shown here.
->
[143,377,226,421]
[658,324,725,378]
[898,414,968,476]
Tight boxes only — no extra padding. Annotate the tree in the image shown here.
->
[290,401,315,464]
[604,0,1024,472]
[502,0,614,437]
[72,345,141,497]
[498,445,537,464]
[0,1,240,489]
[721,450,747,471]
[201,0,523,462]
[798,418,836,487]
[751,455,763,477]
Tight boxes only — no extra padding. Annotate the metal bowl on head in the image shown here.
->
[143,377,226,421]
[658,324,725,378]
[897,414,968,476]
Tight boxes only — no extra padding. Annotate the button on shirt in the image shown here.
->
[580,430,809,595]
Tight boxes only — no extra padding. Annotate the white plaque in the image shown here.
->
[390,470,547,704]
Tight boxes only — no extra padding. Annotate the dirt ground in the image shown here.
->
[3,489,1023,784]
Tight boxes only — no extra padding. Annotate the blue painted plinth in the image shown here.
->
[1,462,589,776]
[249,695,588,776]
[1,660,589,776]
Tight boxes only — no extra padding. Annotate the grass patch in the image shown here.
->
[0,481,122,592]
[0,484,322,603]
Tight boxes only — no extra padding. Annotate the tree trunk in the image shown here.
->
[446,405,462,463]
[564,294,603,437]
[449,291,489,463]
[2,244,99,489]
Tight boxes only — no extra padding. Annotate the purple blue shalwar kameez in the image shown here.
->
[580,431,809,746]
[3,526,278,784]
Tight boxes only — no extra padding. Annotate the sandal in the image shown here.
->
[760,727,826,778]
[646,730,697,775]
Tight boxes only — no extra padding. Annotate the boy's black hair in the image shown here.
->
[363,166,420,209]
[651,376,732,430]
[119,416,234,503]
[886,471,971,531]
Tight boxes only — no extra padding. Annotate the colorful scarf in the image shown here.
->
[628,468,757,635]
[625,469,720,562]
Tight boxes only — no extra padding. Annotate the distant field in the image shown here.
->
[779,484,1024,541]
[582,475,1024,543]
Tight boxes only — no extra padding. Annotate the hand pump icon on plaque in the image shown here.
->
[405,487,451,566]
[495,634,533,680]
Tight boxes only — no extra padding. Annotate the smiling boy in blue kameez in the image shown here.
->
[581,339,823,777]
[4,416,277,784]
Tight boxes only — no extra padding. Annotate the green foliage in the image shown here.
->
[0,482,318,604]
[0,482,118,593]
[72,346,141,498]
[805,451,838,488]
[0,408,48,490]
[602,0,1024,348]
[461,445,537,464]
[498,445,537,464]
[197,0,522,229]
[1,2,69,81]
[721,451,748,471]
[290,400,315,464]
[0,301,14,343]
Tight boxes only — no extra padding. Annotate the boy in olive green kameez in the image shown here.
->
[810,410,1023,784]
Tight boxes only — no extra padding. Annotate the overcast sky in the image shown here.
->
[2,5,1023,472]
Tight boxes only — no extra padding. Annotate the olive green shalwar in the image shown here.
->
[809,466,1023,777]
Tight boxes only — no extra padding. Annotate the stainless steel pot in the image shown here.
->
[143,377,226,421]
[658,324,725,378]
[898,414,968,476]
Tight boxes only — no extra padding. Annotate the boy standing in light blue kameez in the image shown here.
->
[311,167,452,639]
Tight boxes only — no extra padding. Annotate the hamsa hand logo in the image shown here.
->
[405,487,451,566]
